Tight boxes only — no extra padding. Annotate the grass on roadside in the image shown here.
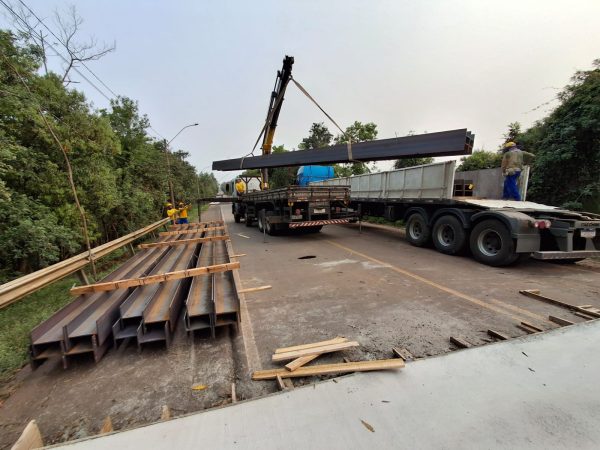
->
[0,248,132,384]
[361,215,404,228]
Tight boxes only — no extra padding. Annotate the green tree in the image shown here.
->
[393,157,434,169]
[520,60,600,211]
[456,150,503,172]
[503,122,522,144]
[268,145,297,188]
[334,121,378,176]
[298,122,332,149]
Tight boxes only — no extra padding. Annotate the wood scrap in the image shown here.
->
[272,341,359,362]
[487,329,509,340]
[519,289,600,318]
[238,285,272,294]
[70,262,240,295]
[253,359,404,380]
[100,416,113,434]
[392,347,413,361]
[276,374,286,390]
[275,337,347,354]
[11,420,43,450]
[449,336,471,348]
[285,354,319,372]
[574,311,596,320]
[517,321,543,334]
[548,315,574,326]
[160,405,171,421]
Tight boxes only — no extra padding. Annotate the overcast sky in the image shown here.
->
[2,0,600,183]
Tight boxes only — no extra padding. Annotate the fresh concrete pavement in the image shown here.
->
[1,204,599,447]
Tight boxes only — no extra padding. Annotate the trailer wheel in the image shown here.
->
[432,215,467,255]
[469,219,516,266]
[244,212,253,227]
[405,213,431,247]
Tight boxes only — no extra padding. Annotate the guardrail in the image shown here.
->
[0,217,170,310]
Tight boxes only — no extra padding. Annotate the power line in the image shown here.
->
[15,0,119,98]
[0,0,113,101]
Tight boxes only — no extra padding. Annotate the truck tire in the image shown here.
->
[245,212,253,227]
[234,213,241,223]
[257,210,265,232]
[469,219,517,266]
[432,215,467,255]
[405,213,431,247]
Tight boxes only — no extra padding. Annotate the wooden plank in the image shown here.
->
[274,337,348,354]
[138,235,229,249]
[285,354,319,372]
[160,405,171,421]
[272,341,359,362]
[392,347,414,361]
[520,321,543,332]
[574,311,596,320]
[519,289,600,318]
[253,359,405,380]
[159,226,225,237]
[449,336,471,348]
[238,285,272,294]
[11,420,43,450]
[100,416,113,434]
[0,217,170,309]
[282,378,295,389]
[230,254,247,258]
[169,220,223,229]
[487,329,509,340]
[517,322,543,334]
[70,262,240,295]
[276,374,286,390]
[548,316,574,326]
[231,383,237,403]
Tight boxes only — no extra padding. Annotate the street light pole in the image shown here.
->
[164,122,199,206]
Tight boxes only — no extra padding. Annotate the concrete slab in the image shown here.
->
[54,320,600,450]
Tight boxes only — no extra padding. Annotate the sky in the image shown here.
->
[2,0,600,185]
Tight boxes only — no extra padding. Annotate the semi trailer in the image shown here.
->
[312,161,600,266]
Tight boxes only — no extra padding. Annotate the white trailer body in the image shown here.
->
[312,162,600,266]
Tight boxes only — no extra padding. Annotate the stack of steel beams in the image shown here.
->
[212,129,474,171]
[29,212,242,369]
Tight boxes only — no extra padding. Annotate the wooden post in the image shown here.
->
[75,269,89,286]
[128,243,136,257]
[11,420,43,450]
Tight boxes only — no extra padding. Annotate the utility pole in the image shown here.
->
[164,140,175,206]
[164,123,199,206]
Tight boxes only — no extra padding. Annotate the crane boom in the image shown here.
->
[260,55,294,189]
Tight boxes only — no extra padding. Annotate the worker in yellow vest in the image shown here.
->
[166,203,179,225]
[235,178,246,195]
[177,202,191,224]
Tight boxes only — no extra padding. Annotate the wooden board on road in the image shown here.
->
[272,341,359,362]
[274,337,348,354]
[253,359,404,380]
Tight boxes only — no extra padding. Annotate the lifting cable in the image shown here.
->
[2,55,98,280]
[289,76,353,161]
[241,76,354,170]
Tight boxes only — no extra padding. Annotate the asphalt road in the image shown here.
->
[1,203,599,447]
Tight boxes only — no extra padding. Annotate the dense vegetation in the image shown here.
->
[0,31,217,281]
[457,62,600,212]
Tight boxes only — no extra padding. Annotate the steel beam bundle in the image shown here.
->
[184,217,240,337]
[29,233,176,368]
[212,129,474,171]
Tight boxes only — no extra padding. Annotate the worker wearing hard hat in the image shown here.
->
[235,178,246,195]
[501,142,535,201]
[177,201,190,224]
[166,202,179,225]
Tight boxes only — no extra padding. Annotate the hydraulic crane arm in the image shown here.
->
[260,55,294,189]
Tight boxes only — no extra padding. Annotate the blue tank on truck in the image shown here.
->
[296,165,334,186]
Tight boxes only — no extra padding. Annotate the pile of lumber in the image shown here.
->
[252,337,404,381]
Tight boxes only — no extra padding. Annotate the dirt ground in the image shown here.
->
[1,204,599,448]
